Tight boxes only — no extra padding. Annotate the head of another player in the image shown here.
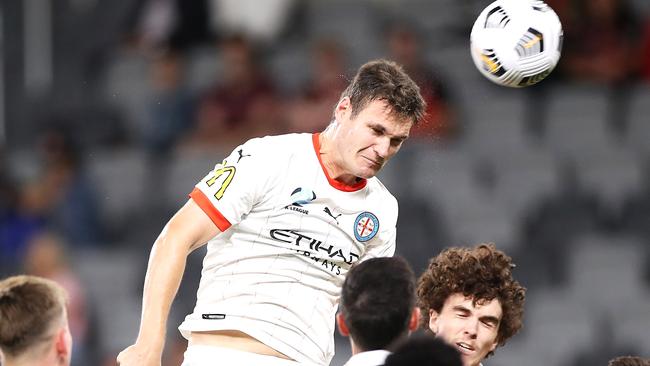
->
[337,256,419,354]
[383,334,463,366]
[325,59,426,181]
[0,275,72,366]
[609,356,650,366]
[417,243,526,366]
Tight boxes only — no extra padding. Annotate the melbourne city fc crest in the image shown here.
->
[354,212,379,242]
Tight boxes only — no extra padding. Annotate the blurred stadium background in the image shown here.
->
[1,0,650,365]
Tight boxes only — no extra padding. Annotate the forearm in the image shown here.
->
[117,200,219,366]
[135,227,191,348]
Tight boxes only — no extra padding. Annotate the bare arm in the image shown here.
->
[117,199,220,366]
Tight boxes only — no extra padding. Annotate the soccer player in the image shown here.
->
[417,243,526,366]
[117,59,426,366]
[0,275,73,366]
[337,257,419,366]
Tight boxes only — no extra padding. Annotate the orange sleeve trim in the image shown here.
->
[189,187,232,232]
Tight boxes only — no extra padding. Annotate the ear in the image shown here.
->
[54,326,72,361]
[336,313,350,337]
[408,307,421,332]
[334,97,352,123]
[428,309,440,334]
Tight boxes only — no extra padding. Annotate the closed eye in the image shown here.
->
[481,320,496,328]
[391,138,406,147]
[480,317,500,328]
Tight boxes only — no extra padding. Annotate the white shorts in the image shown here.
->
[181,345,303,366]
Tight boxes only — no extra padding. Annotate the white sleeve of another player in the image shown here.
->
[189,138,273,231]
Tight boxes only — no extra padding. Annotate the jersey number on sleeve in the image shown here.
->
[205,162,236,200]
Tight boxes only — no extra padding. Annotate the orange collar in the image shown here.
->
[312,133,367,192]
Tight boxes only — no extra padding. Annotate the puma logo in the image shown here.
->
[237,149,251,163]
[324,207,341,225]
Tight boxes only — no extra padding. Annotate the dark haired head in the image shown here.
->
[383,334,462,366]
[340,59,426,124]
[339,256,416,351]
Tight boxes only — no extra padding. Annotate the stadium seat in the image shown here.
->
[71,247,142,356]
[573,149,643,214]
[567,234,646,309]
[491,150,559,218]
[625,85,650,156]
[185,46,222,95]
[305,0,382,66]
[86,148,148,237]
[102,51,152,142]
[164,149,226,210]
[523,289,597,366]
[462,91,534,158]
[544,85,615,160]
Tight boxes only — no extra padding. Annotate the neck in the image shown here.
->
[349,339,364,356]
[5,348,61,366]
[318,128,358,186]
[5,356,55,366]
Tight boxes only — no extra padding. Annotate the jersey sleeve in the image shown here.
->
[189,138,273,231]
[360,227,396,260]
[359,194,398,260]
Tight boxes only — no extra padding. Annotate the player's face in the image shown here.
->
[334,97,412,179]
[429,293,502,366]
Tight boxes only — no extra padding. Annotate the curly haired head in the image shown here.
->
[609,356,650,366]
[416,243,526,354]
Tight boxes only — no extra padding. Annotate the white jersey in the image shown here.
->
[178,133,398,365]
[343,350,391,366]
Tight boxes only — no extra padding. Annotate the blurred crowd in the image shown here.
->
[2,0,650,365]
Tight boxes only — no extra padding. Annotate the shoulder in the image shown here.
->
[240,133,313,157]
[365,178,399,225]
[367,178,398,208]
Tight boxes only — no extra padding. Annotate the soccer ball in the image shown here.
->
[470,0,563,87]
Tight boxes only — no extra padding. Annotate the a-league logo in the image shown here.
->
[354,212,379,242]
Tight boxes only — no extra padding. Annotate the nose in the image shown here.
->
[463,318,479,339]
[373,137,391,159]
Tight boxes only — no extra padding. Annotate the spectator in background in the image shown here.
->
[38,131,102,247]
[417,243,526,366]
[560,0,642,84]
[640,19,650,81]
[609,356,650,366]
[123,0,212,53]
[385,22,457,141]
[144,48,195,157]
[285,38,349,133]
[337,257,420,366]
[183,34,281,152]
[0,182,49,278]
[0,275,73,366]
[382,335,462,366]
[208,0,297,45]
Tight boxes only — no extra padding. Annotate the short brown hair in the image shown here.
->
[609,356,650,366]
[0,275,68,357]
[341,59,426,124]
[417,244,526,355]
